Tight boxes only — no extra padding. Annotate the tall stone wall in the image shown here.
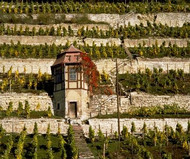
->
[84,118,190,136]
[1,58,190,74]
[0,92,52,111]
[0,118,68,134]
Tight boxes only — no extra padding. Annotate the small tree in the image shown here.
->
[17,102,23,116]
[142,122,147,145]
[3,135,13,159]
[47,106,52,118]
[98,127,104,142]
[24,100,30,118]
[89,126,95,143]
[176,123,183,134]
[33,122,38,135]
[131,122,136,135]
[6,102,13,116]
[122,126,129,140]
[67,125,78,159]
[58,134,67,159]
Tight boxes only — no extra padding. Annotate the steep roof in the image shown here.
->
[52,45,82,67]
[64,45,82,53]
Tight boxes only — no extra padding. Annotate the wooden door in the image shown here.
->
[69,102,77,118]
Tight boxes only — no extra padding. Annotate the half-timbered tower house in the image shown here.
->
[51,45,90,120]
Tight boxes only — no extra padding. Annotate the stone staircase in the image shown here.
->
[72,125,95,159]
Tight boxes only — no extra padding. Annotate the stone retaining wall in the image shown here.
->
[66,13,190,28]
[124,38,189,47]
[90,92,190,117]
[0,92,52,111]
[0,118,68,134]
[3,13,190,28]
[84,118,190,136]
[1,58,190,74]
[0,118,189,135]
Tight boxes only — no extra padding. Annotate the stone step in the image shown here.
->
[72,125,95,159]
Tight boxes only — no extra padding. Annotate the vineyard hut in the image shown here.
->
[51,45,91,120]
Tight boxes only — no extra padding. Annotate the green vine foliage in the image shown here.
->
[0,22,189,38]
[119,68,190,95]
[0,1,189,14]
[0,42,189,59]
[0,69,53,94]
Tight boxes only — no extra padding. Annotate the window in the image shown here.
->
[55,68,62,83]
[69,68,77,81]
[87,102,90,108]
[57,103,60,110]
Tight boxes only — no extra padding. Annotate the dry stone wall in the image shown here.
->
[0,58,54,74]
[1,58,190,74]
[84,118,190,136]
[95,58,190,74]
[1,91,189,117]
[0,118,189,136]
[0,118,68,134]
[90,92,190,117]
[124,38,189,47]
[0,92,52,111]
[4,13,190,28]
[65,13,190,28]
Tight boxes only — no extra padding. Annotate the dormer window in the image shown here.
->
[75,55,80,61]
[69,68,77,81]
[67,55,71,61]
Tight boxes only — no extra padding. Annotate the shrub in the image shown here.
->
[6,102,13,116]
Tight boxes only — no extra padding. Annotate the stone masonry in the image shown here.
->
[0,118,68,134]
[84,118,190,136]
[1,58,190,74]
[0,92,52,111]
[0,118,189,136]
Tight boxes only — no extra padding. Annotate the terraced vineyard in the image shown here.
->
[0,0,190,159]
